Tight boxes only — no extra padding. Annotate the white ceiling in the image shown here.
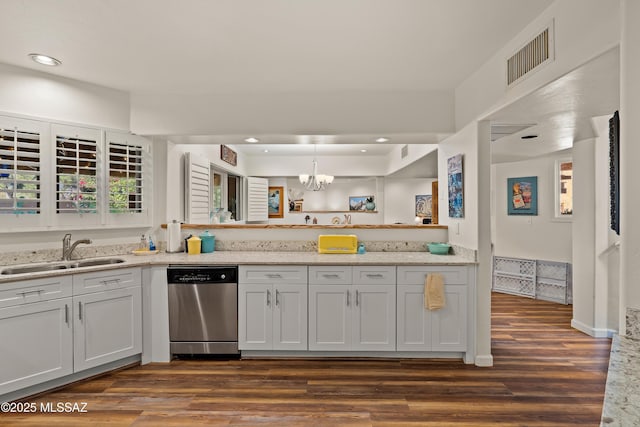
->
[0,0,619,174]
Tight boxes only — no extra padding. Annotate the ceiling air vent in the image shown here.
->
[401,144,409,159]
[507,23,553,86]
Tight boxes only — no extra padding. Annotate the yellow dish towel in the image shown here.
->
[425,273,446,310]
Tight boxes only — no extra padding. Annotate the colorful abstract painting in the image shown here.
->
[507,176,538,215]
[447,154,464,218]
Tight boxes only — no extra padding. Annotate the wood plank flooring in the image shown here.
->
[3,292,611,426]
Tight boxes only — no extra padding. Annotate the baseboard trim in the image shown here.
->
[475,354,494,367]
[571,319,616,338]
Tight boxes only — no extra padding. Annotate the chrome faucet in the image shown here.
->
[62,233,92,261]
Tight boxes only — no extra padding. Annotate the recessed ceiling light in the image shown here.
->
[376,137,389,143]
[263,149,269,153]
[360,149,367,153]
[521,134,538,140]
[28,53,61,66]
[244,137,259,143]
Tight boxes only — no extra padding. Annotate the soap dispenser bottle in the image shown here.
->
[138,234,148,250]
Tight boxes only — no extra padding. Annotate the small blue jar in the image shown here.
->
[357,243,366,254]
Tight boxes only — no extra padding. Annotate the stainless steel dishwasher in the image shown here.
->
[167,265,239,355]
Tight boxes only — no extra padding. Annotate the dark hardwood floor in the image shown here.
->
[3,292,611,426]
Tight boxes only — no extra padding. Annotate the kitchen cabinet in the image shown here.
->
[0,268,142,397]
[308,266,396,351]
[72,268,142,371]
[239,266,308,350]
[396,266,468,352]
[0,294,73,395]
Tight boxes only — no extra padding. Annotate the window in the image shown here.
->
[0,127,41,215]
[210,165,242,221]
[108,141,143,214]
[55,133,98,214]
[556,159,573,219]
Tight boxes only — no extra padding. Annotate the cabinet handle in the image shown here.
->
[323,274,340,279]
[346,290,350,306]
[275,289,280,306]
[366,274,384,279]
[266,289,271,306]
[78,301,83,320]
[356,290,360,306]
[16,289,43,297]
[64,304,69,325]
[267,273,282,279]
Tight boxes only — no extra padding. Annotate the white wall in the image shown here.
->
[0,63,129,130]
[571,138,597,334]
[620,0,640,330]
[492,152,573,262]
[456,0,620,128]
[384,178,435,224]
[130,90,454,136]
[247,154,388,177]
[437,122,479,250]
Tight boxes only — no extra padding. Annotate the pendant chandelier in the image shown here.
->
[299,146,334,191]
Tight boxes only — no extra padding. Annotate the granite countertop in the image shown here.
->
[601,334,640,426]
[0,250,476,283]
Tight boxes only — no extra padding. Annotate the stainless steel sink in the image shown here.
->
[70,258,125,268]
[1,263,70,275]
[0,258,126,275]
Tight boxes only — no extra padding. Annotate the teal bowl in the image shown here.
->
[427,242,451,255]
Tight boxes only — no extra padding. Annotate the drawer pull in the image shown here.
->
[78,301,83,320]
[322,274,340,279]
[64,304,69,325]
[99,278,121,286]
[266,289,271,306]
[356,290,360,306]
[16,289,43,297]
[366,274,384,279]
[266,273,282,279]
[346,290,350,306]
[275,289,280,306]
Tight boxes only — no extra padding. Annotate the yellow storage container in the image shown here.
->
[318,235,358,254]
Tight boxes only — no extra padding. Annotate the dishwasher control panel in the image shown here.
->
[167,266,237,284]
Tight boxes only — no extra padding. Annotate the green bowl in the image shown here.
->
[427,243,451,255]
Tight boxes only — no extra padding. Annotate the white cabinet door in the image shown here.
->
[309,284,350,351]
[273,283,308,350]
[0,298,73,394]
[396,283,468,352]
[396,284,431,351]
[431,285,467,351]
[74,286,142,372]
[238,284,272,350]
[352,284,396,351]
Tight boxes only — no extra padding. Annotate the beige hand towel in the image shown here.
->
[425,273,446,310]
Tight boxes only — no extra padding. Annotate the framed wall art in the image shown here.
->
[507,176,538,215]
[447,154,464,218]
[268,186,284,218]
[415,194,432,218]
[220,145,237,166]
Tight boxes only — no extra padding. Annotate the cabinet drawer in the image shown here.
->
[397,266,468,285]
[73,267,141,295]
[0,275,73,308]
[353,266,396,285]
[239,265,307,284]
[309,266,352,285]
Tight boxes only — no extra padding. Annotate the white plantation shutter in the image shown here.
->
[246,176,268,222]
[54,126,99,215]
[0,117,45,228]
[105,132,152,226]
[184,152,211,224]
